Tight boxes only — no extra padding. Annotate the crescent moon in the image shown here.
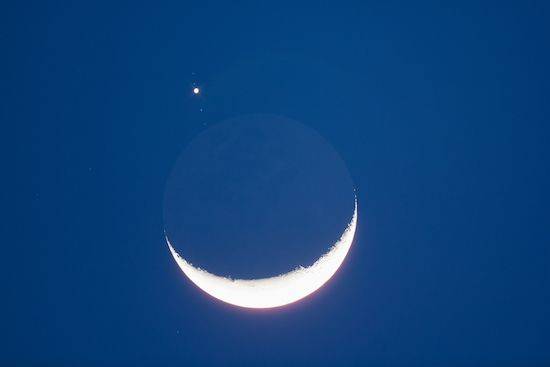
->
[166,197,357,309]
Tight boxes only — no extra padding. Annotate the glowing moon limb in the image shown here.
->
[167,198,357,309]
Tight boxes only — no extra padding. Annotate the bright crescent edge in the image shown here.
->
[166,197,357,309]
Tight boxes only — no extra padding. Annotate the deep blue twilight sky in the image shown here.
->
[2,1,550,366]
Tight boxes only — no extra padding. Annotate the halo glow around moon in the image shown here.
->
[166,197,357,309]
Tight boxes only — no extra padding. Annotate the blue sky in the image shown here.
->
[2,1,550,365]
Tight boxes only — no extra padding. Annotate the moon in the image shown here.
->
[166,197,357,309]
